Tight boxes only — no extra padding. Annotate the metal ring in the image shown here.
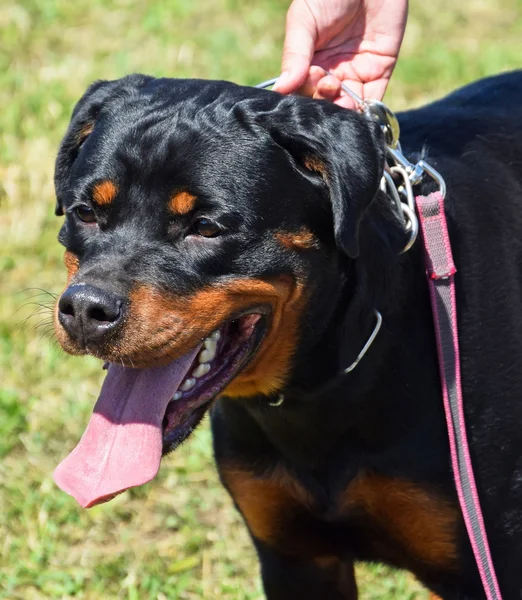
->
[416,160,447,199]
[381,171,406,228]
[364,99,401,148]
[390,165,415,212]
[380,169,419,253]
[399,204,419,254]
[255,77,279,89]
[343,310,382,374]
[268,393,285,407]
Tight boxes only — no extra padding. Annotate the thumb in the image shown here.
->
[274,7,316,94]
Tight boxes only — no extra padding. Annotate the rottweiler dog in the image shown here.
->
[52,71,522,599]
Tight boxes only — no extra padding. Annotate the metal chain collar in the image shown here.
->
[256,70,447,255]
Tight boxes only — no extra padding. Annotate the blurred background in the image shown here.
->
[1,0,521,598]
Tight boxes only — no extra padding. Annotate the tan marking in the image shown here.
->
[63,251,79,283]
[168,191,196,215]
[53,251,81,355]
[276,228,319,250]
[304,156,328,181]
[92,181,118,206]
[76,121,94,145]
[220,465,358,591]
[312,556,338,569]
[341,473,458,569]
[221,464,315,551]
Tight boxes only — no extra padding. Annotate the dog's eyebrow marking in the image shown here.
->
[304,156,328,181]
[168,191,197,215]
[276,228,319,250]
[92,180,118,206]
[76,121,94,146]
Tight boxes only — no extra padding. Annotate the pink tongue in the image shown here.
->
[53,347,200,508]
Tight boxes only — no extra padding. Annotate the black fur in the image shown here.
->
[54,71,522,599]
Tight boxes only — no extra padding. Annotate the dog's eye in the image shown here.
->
[192,218,222,238]
[75,205,96,223]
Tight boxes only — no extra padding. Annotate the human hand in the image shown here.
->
[274,0,408,108]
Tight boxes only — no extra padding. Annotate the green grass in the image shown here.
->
[1,0,521,597]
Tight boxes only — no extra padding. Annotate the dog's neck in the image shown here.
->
[219,194,444,471]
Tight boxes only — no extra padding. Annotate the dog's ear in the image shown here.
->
[258,97,385,258]
[54,79,120,216]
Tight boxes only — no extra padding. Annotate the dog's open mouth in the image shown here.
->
[53,311,267,508]
[162,312,266,451]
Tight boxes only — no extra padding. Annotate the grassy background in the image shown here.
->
[1,0,521,598]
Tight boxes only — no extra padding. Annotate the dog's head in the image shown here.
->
[53,75,399,507]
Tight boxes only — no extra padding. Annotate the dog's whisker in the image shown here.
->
[28,319,55,335]
[21,308,53,323]
[25,301,54,308]
[13,311,52,332]
[38,328,57,344]
[24,307,53,319]
[14,301,54,317]
[19,287,58,299]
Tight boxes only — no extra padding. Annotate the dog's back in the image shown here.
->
[401,70,522,593]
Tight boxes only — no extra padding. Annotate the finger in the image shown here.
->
[313,75,342,101]
[274,3,316,94]
[334,95,359,110]
[362,78,389,103]
[333,77,364,110]
[296,66,326,97]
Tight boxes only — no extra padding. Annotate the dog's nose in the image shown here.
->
[58,284,124,343]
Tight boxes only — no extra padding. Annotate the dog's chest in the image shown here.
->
[222,464,459,571]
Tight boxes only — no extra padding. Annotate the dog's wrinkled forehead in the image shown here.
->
[58,78,310,218]
[55,75,385,258]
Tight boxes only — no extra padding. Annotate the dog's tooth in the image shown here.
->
[210,330,221,341]
[192,364,205,378]
[180,378,196,392]
[173,391,182,401]
[193,363,211,378]
[199,346,216,363]
[204,338,217,351]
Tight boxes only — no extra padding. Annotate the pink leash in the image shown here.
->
[415,191,502,600]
